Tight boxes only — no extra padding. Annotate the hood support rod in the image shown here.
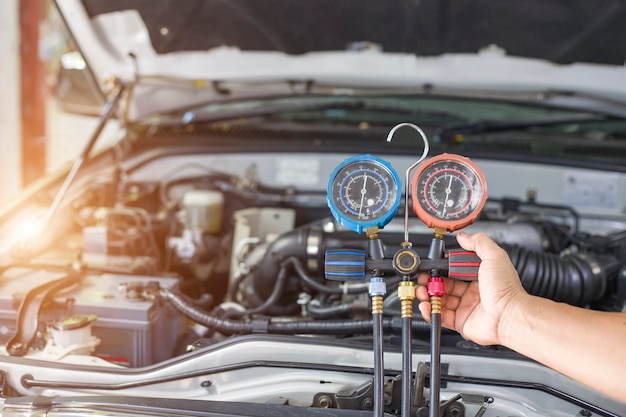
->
[43,82,125,225]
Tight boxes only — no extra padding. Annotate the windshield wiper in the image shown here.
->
[435,114,610,141]
[173,99,468,125]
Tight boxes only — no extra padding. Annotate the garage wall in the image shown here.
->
[0,1,117,204]
[0,0,22,204]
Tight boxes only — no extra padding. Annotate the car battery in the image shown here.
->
[0,267,182,367]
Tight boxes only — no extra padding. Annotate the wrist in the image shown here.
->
[496,290,532,348]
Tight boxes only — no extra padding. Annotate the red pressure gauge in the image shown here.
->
[411,153,487,232]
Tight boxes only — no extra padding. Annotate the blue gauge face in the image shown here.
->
[327,155,401,234]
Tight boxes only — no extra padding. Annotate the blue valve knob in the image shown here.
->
[324,250,366,281]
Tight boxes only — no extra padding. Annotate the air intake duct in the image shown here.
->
[504,245,616,306]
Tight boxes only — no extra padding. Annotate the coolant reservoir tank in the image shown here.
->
[48,313,98,354]
[182,190,224,234]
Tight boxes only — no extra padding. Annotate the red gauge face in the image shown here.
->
[411,153,487,232]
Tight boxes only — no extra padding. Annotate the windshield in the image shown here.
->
[160,95,605,125]
[139,94,626,170]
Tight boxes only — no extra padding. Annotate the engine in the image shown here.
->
[5,162,624,364]
[0,156,624,415]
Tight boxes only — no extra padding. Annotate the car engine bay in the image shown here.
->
[0,0,625,415]
[0,137,624,416]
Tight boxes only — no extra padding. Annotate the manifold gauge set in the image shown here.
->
[325,123,488,417]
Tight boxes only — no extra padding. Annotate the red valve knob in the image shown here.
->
[447,249,481,281]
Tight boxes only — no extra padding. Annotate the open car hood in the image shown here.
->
[55,0,626,121]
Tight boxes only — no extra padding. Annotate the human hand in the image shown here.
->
[416,232,528,346]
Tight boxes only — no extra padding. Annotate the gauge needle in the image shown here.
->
[442,175,453,215]
[358,175,368,216]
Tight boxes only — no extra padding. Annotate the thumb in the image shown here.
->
[455,231,476,251]
[456,231,484,255]
[456,232,506,261]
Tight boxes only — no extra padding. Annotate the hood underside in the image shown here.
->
[79,0,626,65]
[55,0,626,121]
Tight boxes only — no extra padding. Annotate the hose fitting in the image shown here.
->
[427,277,444,297]
[397,281,416,319]
[428,277,444,315]
[369,277,386,315]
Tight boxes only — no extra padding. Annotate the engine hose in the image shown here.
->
[161,287,433,335]
[249,226,370,301]
[161,288,258,334]
[248,227,318,301]
[272,316,433,334]
[504,245,613,306]
[224,263,289,318]
[307,300,368,318]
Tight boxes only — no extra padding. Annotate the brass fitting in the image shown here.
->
[366,226,380,240]
[433,226,447,240]
[430,295,442,315]
[397,281,415,319]
[371,295,384,315]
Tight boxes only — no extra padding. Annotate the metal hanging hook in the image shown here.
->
[386,123,430,243]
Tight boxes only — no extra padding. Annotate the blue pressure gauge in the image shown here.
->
[327,154,402,234]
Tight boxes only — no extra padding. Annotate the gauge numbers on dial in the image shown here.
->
[411,153,487,232]
[327,155,402,234]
